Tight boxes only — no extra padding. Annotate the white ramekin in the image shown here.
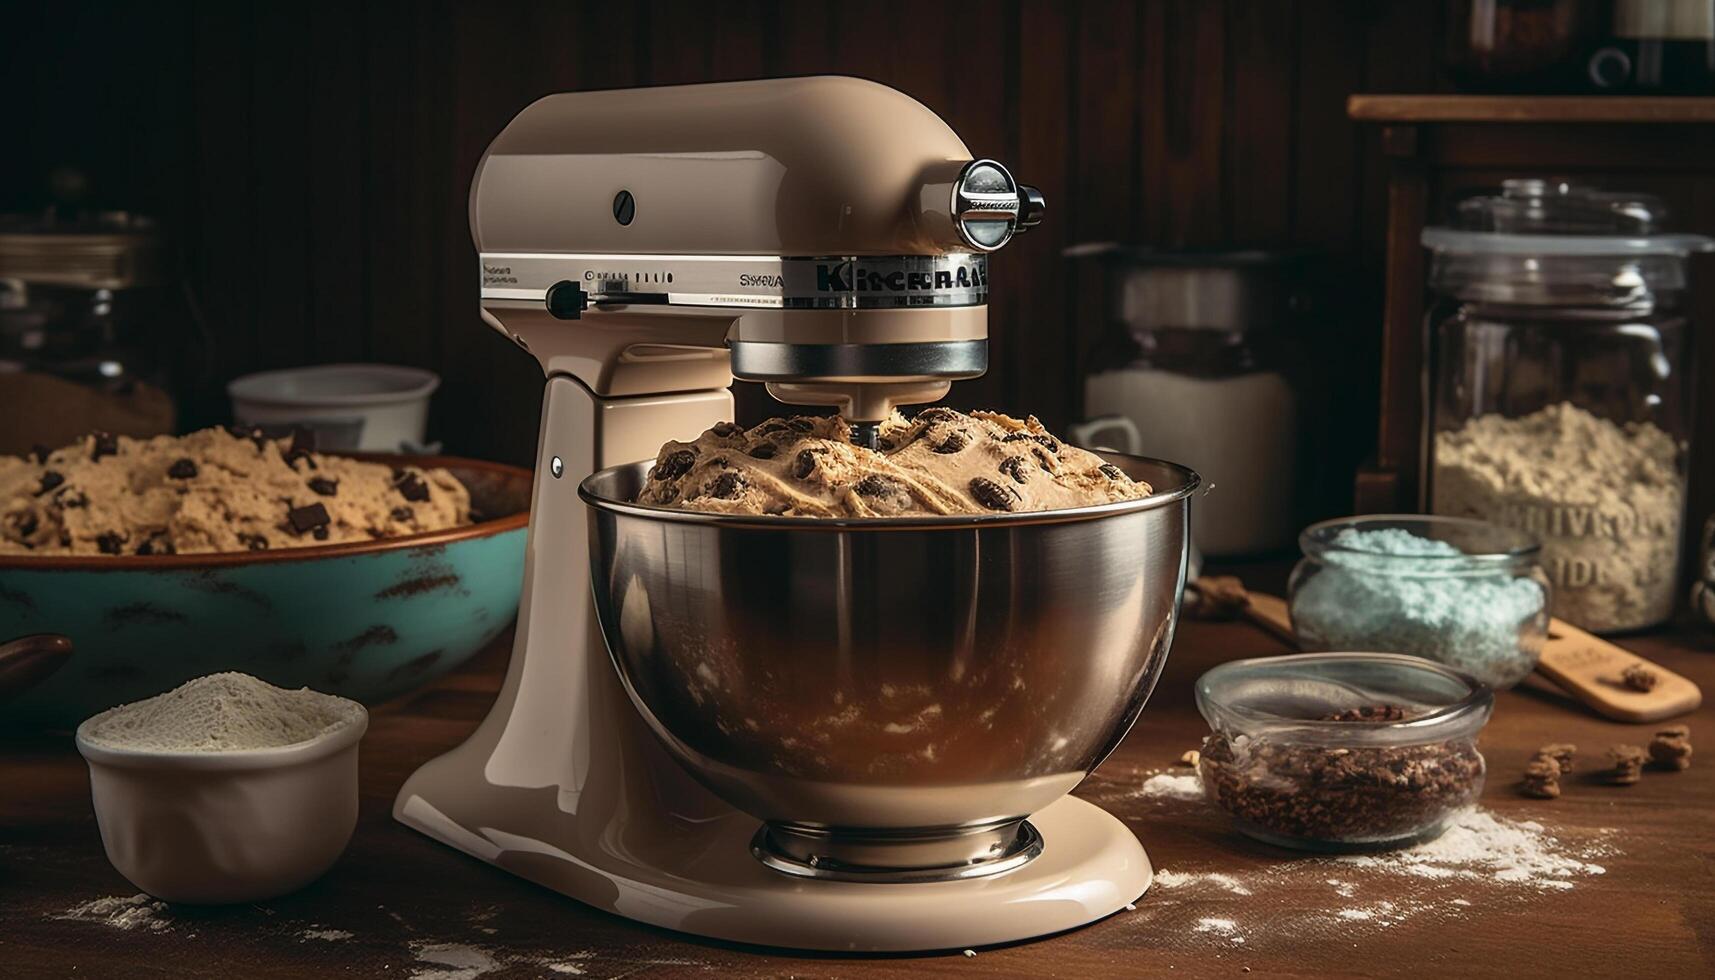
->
[74,706,367,904]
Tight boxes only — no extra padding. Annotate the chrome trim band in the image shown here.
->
[479,252,989,309]
[750,819,1044,883]
[729,339,987,381]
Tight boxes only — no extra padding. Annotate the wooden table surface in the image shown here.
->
[6,592,1714,978]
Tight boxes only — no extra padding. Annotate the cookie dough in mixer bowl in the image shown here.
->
[581,450,1197,881]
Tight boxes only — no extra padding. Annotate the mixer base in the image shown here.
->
[397,790,1151,952]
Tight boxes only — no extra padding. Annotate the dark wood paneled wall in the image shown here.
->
[4,0,1442,478]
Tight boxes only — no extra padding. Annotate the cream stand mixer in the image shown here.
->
[395,76,1196,951]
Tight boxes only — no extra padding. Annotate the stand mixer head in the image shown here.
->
[397,76,1187,952]
[468,75,1043,438]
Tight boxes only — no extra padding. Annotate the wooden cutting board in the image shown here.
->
[1235,589,1701,723]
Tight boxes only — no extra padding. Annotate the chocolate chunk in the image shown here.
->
[1032,433,1060,454]
[9,511,39,538]
[705,471,745,500]
[167,458,199,479]
[999,456,1031,484]
[933,431,969,454]
[1321,704,1408,723]
[90,431,118,461]
[135,535,175,556]
[969,477,1017,512]
[313,526,330,541]
[308,476,339,497]
[787,417,816,432]
[1032,447,1054,470]
[289,427,317,455]
[287,502,332,534]
[711,421,743,437]
[855,475,896,497]
[746,442,777,460]
[390,506,414,522]
[285,448,317,471]
[55,488,88,509]
[241,533,270,551]
[651,449,697,482]
[36,471,64,496]
[29,444,50,463]
[792,449,818,480]
[1605,744,1648,785]
[1622,663,1658,692]
[97,531,127,555]
[395,473,430,503]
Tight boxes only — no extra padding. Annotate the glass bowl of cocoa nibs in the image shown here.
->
[1194,652,1494,852]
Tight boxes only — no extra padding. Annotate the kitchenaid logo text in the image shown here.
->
[738,273,786,287]
[814,261,986,293]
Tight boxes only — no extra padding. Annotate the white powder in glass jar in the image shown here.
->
[81,672,363,752]
[1434,401,1684,633]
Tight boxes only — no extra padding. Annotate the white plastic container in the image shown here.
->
[75,706,366,904]
[228,363,439,453]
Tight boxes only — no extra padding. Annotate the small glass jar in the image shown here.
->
[1425,179,1711,634]
[1288,515,1551,689]
[1196,652,1494,853]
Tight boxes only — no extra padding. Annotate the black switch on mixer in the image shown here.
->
[546,280,588,319]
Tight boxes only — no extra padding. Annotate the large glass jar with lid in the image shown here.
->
[1425,179,1712,633]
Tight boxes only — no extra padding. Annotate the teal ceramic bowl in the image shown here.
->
[0,457,529,730]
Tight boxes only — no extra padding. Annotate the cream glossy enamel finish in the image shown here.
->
[395,76,1167,952]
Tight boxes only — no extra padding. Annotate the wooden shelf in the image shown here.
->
[1349,94,1715,124]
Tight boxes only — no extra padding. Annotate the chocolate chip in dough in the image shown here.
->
[35,471,64,496]
[390,506,414,522]
[97,531,127,555]
[313,526,330,541]
[705,471,745,500]
[747,442,777,460]
[29,444,50,463]
[285,448,317,471]
[55,488,87,509]
[969,477,1017,512]
[855,475,896,497]
[711,421,743,438]
[90,431,118,461]
[308,476,339,497]
[9,511,39,538]
[167,458,199,479]
[999,456,1031,484]
[395,472,430,503]
[1098,463,1125,481]
[135,534,175,556]
[1032,447,1054,470]
[651,449,696,482]
[787,417,816,432]
[933,431,969,454]
[241,533,270,551]
[287,502,332,535]
[792,450,818,480]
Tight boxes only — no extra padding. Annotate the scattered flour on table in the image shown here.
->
[1152,870,1253,896]
[409,942,502,980]
[80,671,362,752]
[1193,917,1245,945]
[53,894,172,933]
[1137,771,1204,801]
[299,927,354,942]
[1336,808,1610,889]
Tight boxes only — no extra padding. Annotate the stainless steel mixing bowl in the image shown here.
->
[580,452,1197,882]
